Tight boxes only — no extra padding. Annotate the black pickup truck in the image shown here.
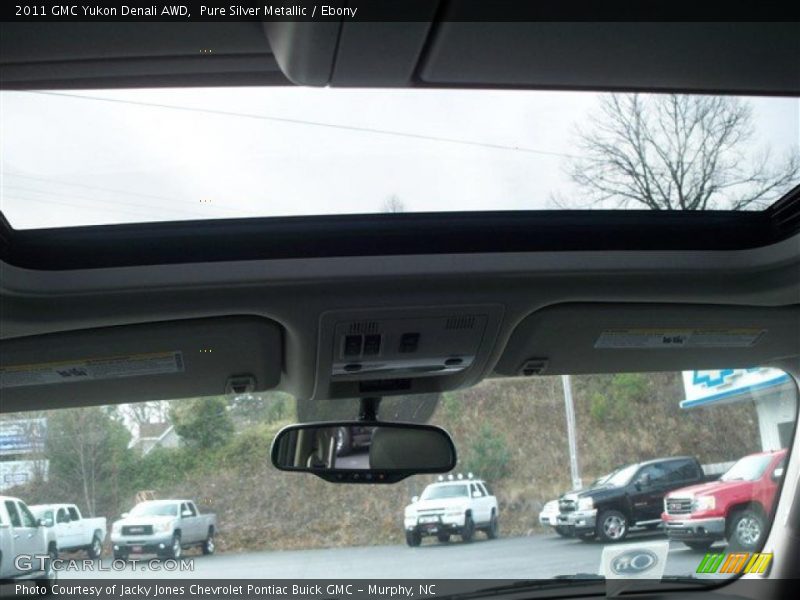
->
[556,456,711,543]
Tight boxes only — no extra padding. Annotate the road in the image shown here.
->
[60,531,728,580]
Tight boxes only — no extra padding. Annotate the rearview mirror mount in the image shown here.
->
[271,420,456,484]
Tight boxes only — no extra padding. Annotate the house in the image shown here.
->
[129,422,180,456]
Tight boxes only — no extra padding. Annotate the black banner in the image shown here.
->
[2,0,800,22]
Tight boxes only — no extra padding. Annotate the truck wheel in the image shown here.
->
[684,541,714,552]
[597,510,629,543]
[202,528,216,555]
[88,535,103,559]
[461,514,475,543]
[36,544,58,589]
[168,533,183,559]
[436,533,450,543]
[728,509,765,551]
[405,531,421,547]
[113,550,128,561]
[335,427,352,456]
[486,512,499,540]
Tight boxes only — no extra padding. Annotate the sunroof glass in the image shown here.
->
[1,88,798,230]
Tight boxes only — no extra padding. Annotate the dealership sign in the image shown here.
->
[0,418,47,456]
[681,368,791,409]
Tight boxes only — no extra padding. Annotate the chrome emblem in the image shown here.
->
[611,549,658,575]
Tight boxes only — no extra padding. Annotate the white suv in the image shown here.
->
[403,477,498,546]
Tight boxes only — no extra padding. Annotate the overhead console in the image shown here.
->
[314,305,504,400]
[0,316,283,412]
[495,303,800,377]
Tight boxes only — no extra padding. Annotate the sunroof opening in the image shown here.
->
[1,88,798,230]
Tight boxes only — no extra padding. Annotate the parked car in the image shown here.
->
[662,449,787,551]
[335,425,374,456]
[109,499,216,560]
[541,472,616,537]
[404,477,498,546]
[557,456,711,542]
[0,495,58,583]
[30,503,107,559]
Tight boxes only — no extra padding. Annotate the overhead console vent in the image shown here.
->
[316,305,504,400]
[446,315,476,330]
[348,321,380,335]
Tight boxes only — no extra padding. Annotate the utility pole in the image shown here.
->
[561,374,582,489]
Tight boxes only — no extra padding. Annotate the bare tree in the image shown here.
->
[565,94,798,210]
[382,194,405,213]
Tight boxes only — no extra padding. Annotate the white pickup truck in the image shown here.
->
[0,495,58,583]
[403,477,499,546]
[30,503,107,559]
[110,499,216,560]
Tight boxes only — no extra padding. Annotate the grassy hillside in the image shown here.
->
[153,373,761,552]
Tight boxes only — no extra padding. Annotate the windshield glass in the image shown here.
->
[721,454,774,482]
[1,367,795,584]
[603,464,639,487]
[30,508,53,524]
[1,89,797,229]
[421,484,469,500]
[129,502,178,517]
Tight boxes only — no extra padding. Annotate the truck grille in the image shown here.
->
[558,499,576,513]
[122,525,153,535]
[417,509,445,517]
[665,498,692,515]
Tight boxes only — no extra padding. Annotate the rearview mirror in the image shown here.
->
[271,421,456,483]
[772,467,784,481]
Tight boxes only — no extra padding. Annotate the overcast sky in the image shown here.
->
[1,87,798,229]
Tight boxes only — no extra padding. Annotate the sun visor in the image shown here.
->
[495,304,800,377]
[0,316,282,412]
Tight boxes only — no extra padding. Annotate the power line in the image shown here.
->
[4,173,242,215]
[3,184,222,220]
[24,90,580,159]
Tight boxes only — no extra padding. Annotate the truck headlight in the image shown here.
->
[692,496,716,512]
[577,497,593,511]
[154,521,173,533]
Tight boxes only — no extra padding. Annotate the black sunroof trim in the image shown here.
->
[1,193,798,271]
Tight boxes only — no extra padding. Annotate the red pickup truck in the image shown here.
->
[661,449,787,551]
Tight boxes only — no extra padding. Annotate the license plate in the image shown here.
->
[418,516,439,524]
[131,545,143,553]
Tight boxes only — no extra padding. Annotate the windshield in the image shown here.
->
[1,89,797,229]
[31,508,53,524]
[603,464,640,487]
[129,502,178,517]
[1,367,795,584]
[721,454,775,482]
[421,484,469,500]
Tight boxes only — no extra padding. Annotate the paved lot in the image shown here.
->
[60,531,728,580]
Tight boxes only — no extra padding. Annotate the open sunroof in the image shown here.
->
[1,87,798,231]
